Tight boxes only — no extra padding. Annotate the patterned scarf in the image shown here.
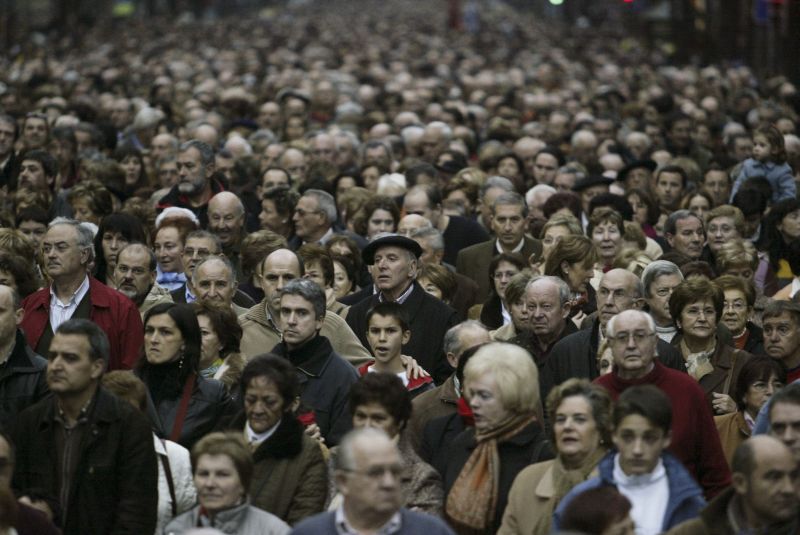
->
[680,339,715,381]
[445,413,536,533]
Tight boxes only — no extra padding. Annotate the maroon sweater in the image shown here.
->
[595,361,732,499]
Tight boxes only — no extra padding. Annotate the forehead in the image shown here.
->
[616,413,661,433]
[21,159,43,171]
[298,196,318,209]
[658,172,683,184]
[771,401,800,422]
[197,260,231,279]
[264,253,300,274]
[25,117,47,127]
[527,280,559,300]
[280,293,313,309]
[614,314,651,332]
[723,288,746,300]
[209,197,240,215]
[764,312,799,326]
[374,245,410,258]
[494,203,524,216]
[263,169,289,183]
[709,216,734,226]
[403,192,430,209]
[50,332,91,355]
[155,227,180,242]
[675,217,702,231]
[600,272,634,291]
[178,147,202,162]
[186,236,218,251]
[368,313,403,328]
[118,247,150,265]
[352,438,399,467]
[535,153,558,165]
[45,224,77,242]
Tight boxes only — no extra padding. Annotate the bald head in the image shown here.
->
[397,214,433,236]
[261,248,303,312]
[208,192,245,248]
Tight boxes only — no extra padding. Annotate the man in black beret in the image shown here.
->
[572,175,613,227]
[346,233,459,384]
[618,159,657,191]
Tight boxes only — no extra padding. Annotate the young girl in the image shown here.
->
[730,124,795,203]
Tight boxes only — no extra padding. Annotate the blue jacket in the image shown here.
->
[552,451,705,533]
[289,508,455,534]
[730,158,795,202]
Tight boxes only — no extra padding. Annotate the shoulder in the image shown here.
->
[399,508,455,532]
[164,508,196,533]
[21,287,49,309]
[326,351,360,379]
[513,459,555,486]
[289,511,336,533]
[195,376,230,402]
[458,239,493,256]
[244,505,291,531]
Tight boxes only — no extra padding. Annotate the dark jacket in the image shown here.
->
[409,374,459,454]
[271,335,359,447]
[12,387,158,535]
[442,421,554,532]
[290,508,456,535]
[346,282,459,384]
[169,283,256,309]
[420,411,468,477]
[455,236,542,302]
[156,172,227,228]
[554,452,706,533]
[741,321,765,356]
[0,330,49,431]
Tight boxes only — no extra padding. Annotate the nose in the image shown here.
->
[632,437,644,455]
[766,383,776,396]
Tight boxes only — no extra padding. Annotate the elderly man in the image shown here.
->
[665,210,706,261]
[346,234,459,383]
[12,319,157,534]
[279,147,309,185]
[114,243,173,318]
[240,248,371,364]
[269,279,358,446]
[595,310,731,498]
[290,189,367,250]
[666,436,799,534]
[544,269,686,400]
[20,113,49,151]
[419,121,453,163]
[292,428,455,534]
[642,260,685,342]
[21,218,143,370]
[192,256,248,316]
[477,176,515,230]
[456,192,541,301]
[150,133,179,163]
[207,191,246,278]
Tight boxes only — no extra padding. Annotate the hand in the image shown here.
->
[712,393,737,415]
[400,354,430,380]
[19,496,54,521]
[304,423,326,445]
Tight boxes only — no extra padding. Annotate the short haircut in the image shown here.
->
[769,383,800,422]
[117,243,157,271]
[49,217,96,263]
[656,164,688,188]
[614,384,672,434]
[546,378,613,446]
[193,301,242,356]
[102,370,147,412]
[587,207,624,237]
[417,263,457,303]
[55,318,110,364]
[366,302,410,332]
[762,299,800,326]
[491,192,528,218]
[303,189,337,224]
[335,427,393,472]
[464,343,540,416]
[410,226,444,252]
[239,353,300,410]
[706,205,746,237]
[185,230,222,253]
[733,356,786,412]
[503,272,532,307]
[240,230,288,279]
[443,320,488,357]
[193,255,237,285]
[641,260,683,298]
[479,175,514,198]
[179,139,215,166]
[262,186,300,219]
[560,487,632,534]
[280,277,326,320]
[605,310,656,338]
[714,274,755,307]
[527,275,571,307]
[191,432,253,491]
[664,209,702,237]
[297,243,334,288]
[21,149,57,178]
[348,373,413,431]
[542,192,582,220]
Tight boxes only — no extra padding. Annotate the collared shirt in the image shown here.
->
[335,506,402,535]
[500,301,511,326]
[185,285,196,303]
[49,275,90,333]
[378,282,414,305]
[245,419,281,448]
[495,238,525,254]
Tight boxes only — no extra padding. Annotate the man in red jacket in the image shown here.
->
[20,218,143,370]
[594,309,731,499]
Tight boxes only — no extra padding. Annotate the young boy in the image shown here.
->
[360,302,433,397]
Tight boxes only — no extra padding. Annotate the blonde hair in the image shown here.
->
[464,342,540,416]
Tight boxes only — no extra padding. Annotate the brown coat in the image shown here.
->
[713,411,750,467]
[675,335,752,409]
[408,375,459,454]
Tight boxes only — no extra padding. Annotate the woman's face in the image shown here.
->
[553,395,601,466]
[509,298,530,331]
[778,209,800,241]
[542,225,572,259]
[121,156,142,186]
[332,260,353,299]
[154,226,184,273]
[367,208,396,239]
[497,157,521,181]
[158,161,179,188]
[197,314,222,368]
[352,401,400,438]
[258,199,285,233]
[721,288,750,335]
[743,373,783,417]
[144,313,184,364]
[466,371,512,434]
[418,276,443,301]
[627,193,649,226]
[687,195,711,219]
[71,197,99,225]
[592,221,622,265]
[679,298,717,342]
[101,231,129,270]
[244,375,287,433]
[362,166,381,192]
[565,260,593,293]
[493,260,520,300]
[336,176,357,198]
[707,216,740,254]
[445,189,472,215]
[194,454,245,515]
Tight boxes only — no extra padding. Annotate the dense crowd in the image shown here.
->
[1,0,800,534]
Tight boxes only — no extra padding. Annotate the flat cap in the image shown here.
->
[572,174,613,192]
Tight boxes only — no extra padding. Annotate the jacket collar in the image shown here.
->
[244,299,277,332]
[37,387,120,430]
[7,329,43,372]
[271,335,334,377]
[252,415,304,461]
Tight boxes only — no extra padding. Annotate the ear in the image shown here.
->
[433,249,444,264]
[14,307,24,326]
[446,351,458,369]
[560,260,570,274]
[631,297,645,310]
[561,300,572,319]
[665,233,675,247]
[731,471,748,495]
[401,329,411,346]
[90,358,105,381]
[662,430,672,450]
[334,470,350,496]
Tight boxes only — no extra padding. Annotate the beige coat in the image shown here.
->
[139,283,174,319]
[239,299,371,365]
[490,322,517,341]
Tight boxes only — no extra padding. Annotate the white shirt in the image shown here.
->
[49,275,90,332]
[495,238,525,254]
[245,419,281,447]
[613,454,669,535]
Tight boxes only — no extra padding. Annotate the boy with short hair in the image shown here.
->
[360,302,433,396]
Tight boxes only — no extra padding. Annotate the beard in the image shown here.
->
[178,180,199,194]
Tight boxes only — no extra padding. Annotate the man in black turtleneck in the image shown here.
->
[270,278,358,447]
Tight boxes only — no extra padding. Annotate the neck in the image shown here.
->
[653,317,674,329]
[536,322,565,347]
[737,495,773,531]
[133,286,152,307]
[372,357,405,375]
[381,281,413,302]
[498,237,524,253]
[53,272,87,301]
[188,183,212,207]
[561,445,598,470]
[617,362,655,381]
[682,333,715,354]
[437,213,449,232]
[342,502,395,534]
[305,225,330,244]
[58,383,98,425]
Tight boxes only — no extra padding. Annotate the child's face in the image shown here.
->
[753,134,773,162]
[367,314,410,363]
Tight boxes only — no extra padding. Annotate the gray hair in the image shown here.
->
[492,191,529,217]
[192,255,237,285]
[335,427,394,472]
[443,320,488,356]
[179,139,215,167]
[334,130,360,151]
[605,309,656,338]
[280,278,326,320]
[303,189,338,224]
[55,318,110,366]
[527,275,571,307]
[664,209,703,237]
[426,121,453,141]
[49,217,95,263]
[410,226,444,252]
[480,176,514,198]
[641,260,683,298]
[185,230,222,253]
[117,243,157,271]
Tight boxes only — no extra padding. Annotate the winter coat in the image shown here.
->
[164,501,290,535]
[154,435,196,535]
[0,330,49,430]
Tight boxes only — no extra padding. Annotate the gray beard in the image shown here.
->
[177,181,197,195]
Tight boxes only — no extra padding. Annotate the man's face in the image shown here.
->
[215,155,234,182]
[261,144,285,171]
[732,136,753,162]
[18,159,50,190]
[176,147,210,196]
[403,191,436,223]
[279,294,323,350]
[335,138,357,170]
[491,204,526,249]
[194,260,237,307]
[260,169,290,193]
[292,195,327,240]
[763,312,800,364]
[703,170,731,206]
[150,135,174,162]
[420,130,445,162]
[311,135,336,164]
[646,273,682,327]
[0,120,14,158]
[280,150,308,184]
[667,217,705,260]
[110,99,132,130]
[257,102,281,130]
[182,236,219,280]
[707,216,740,254]
[115,248,155,304]
[553,172,576,192]
[655,172,684,210]
[668,119,692,150]
[336,436,403,518]
[372,246,416,296]
[17,219,47,248]
[22,117,48,150]
[0,286,23,345]
[525,280,569,338]
[208,199,244,248]
[261,252,301,312]
[41,224,88,280]
[612,414,671,476]
[412,237,442,266]
[532,153,559,185]
[625,168,652,191]
[480,187,505,228]
[47,332,103,396]
[597,271,641,328]
[367,314,410,365]
[608,313,657,379]
[580,185,608,215]
[770,403,800,464]
[397,215,432,237]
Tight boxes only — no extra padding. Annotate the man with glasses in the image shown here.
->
[595,309,731,498]
[292,428,455,534]
[290,189,366,250]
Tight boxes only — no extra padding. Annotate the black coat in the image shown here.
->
[420,411,467,477]
[0,330,49,431]
[12,387,158,535]
[346,282,460,384]
[442,421,553,532]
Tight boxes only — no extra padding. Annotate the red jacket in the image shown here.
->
[594,361,732,499]
[21,277,144,370]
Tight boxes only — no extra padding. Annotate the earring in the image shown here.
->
[178,346,185,370]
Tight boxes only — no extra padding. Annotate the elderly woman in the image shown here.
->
[139,302,233,448]
[499,379,612,535]
[194,301,247,392]
[328,373,443,515]
[669,278,752,415]
[490,273,531,341]
[226,354,327,525]
[714,356,786,465]
[544,235,598,325]
[538,212,583,267]
[705,205,746,260]
[444,343,552,534]
[588,208,624,272]
[714,275,763,355]
[468,252,527,329]
[164,432,290,535]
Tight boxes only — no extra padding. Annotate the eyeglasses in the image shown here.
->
[609,331,655,345]
[294,208,322,218]
[723,300,747,312]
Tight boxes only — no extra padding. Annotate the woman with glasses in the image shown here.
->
[468,252,527,330]
[714,275,764,355]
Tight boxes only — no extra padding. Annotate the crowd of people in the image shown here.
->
[1,0,800,534]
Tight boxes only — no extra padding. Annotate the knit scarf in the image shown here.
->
[445,413,536,533]
[680,339,715,382]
